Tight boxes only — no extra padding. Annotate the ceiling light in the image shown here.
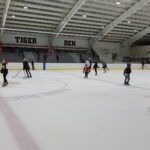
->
[116,0,121,5]
[82,14,87,18]
[24,5,28,9]
[127,20,131,24]
[11,15,15,18]
[134,29,137,32]
[23,0,28,9]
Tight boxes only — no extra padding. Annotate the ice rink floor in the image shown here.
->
[0,69,150,150]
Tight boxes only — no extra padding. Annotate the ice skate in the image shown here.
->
[2,82,8,87]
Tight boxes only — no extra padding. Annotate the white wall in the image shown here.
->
[1,33,89,49]
[2,33,49,46]
[121,45,131,57]
[53,37,89,49]
[0,32,131,61]
[131,45,150,57]
[92,41,122,63]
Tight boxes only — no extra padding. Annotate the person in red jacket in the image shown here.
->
[83,64,90,78]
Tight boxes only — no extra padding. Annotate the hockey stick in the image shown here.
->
[12,70,21,78]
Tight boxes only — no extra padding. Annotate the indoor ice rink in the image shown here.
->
[1,0,150,150]
[1,68,150,150]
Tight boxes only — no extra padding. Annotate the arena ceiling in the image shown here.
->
[1,0,150,46]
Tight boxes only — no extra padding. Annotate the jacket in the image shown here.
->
[124,67,131,75]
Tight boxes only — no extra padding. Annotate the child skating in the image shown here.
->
[93,62,99,76]
[124,63,131,85]
[83,64,90,78]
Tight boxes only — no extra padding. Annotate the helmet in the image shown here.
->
[127,63,131,67]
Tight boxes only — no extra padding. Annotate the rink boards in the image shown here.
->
[7,63,150,70]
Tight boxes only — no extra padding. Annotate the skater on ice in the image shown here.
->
[1,58,8,86]
[93,61,99,76]
[124,63,131,85]
[141,59,145,70]
[23,58,32,78]
[85,58,92,73]
[83,64,90,78]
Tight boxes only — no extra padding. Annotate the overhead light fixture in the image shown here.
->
[23,0,28,9]
[24,5,28,9]
[62,19,66,24]
[134,29,137,32]
[127,20,131,24]
[82,14,87,18]
[11,15,15,18]
[116,0,121,5]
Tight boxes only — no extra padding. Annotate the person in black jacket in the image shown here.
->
[93,62,99,75]
[124,63,131,85]
[141,59,145,70]
[23,58,32,78]
[1,59,8,86]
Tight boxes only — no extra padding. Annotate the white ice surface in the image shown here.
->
[0,69,150,150]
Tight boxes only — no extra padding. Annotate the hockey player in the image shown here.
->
[124,63,131,85]
[83,64,90,78]
[1,59,8,86]
[93,61,99,75]
[23,58,32,78]
[102,61,109,73]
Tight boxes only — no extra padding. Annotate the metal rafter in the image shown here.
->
[0,0,11,38]
[49,0,86,44]
[90,0,150,45]
[123,26,150,46]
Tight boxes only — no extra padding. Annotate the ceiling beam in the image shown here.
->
[123,26,150,46]
[90,0,150,45]
[0,0,11,38]
[0,27,99,38]
[49,0,86,44]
